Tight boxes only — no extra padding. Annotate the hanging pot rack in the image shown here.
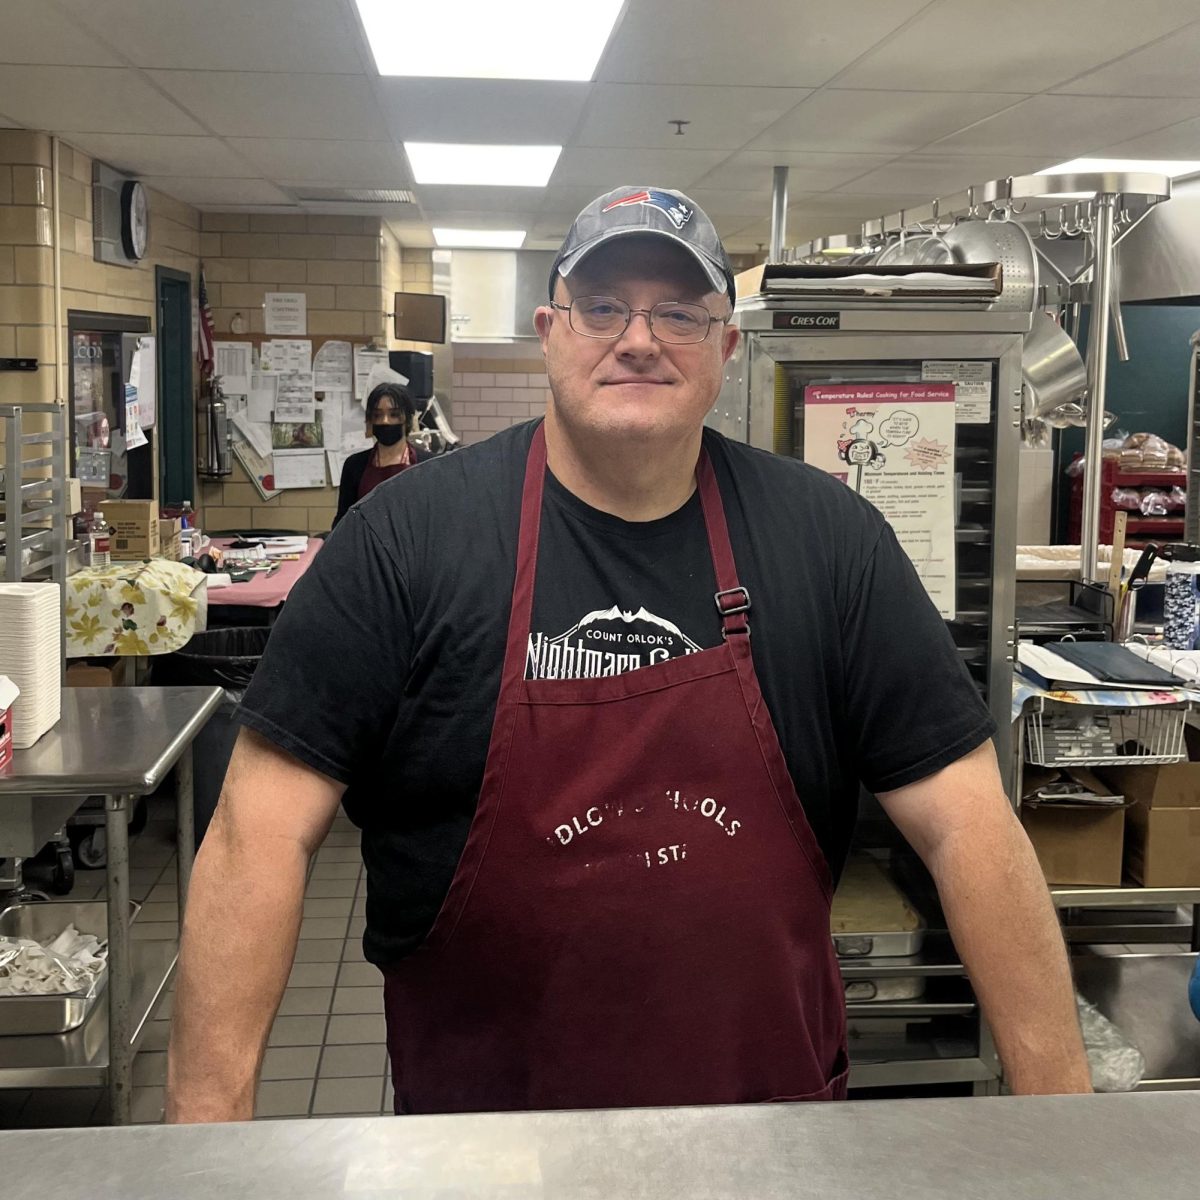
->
[783,170,1173,586]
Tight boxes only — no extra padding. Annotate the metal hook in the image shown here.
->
[967,186,981,219]
[1060,204,1081,238]
[1039,209,1062,241]
[1004,176,1028,215]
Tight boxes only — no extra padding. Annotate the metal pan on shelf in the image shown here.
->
[0,901,114,1036]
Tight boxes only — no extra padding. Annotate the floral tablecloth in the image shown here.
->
[65,560,207,657]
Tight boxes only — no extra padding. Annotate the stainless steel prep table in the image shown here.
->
[0,686,222,1124]
[2,1092,1197,1198]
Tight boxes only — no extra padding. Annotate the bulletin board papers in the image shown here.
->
[326,449,354,487]
[232,437,281,502]
[353,346,389,403]
[921,360,991,424]
[271,412,323,452]
[124,384,148,450]
[264,292,307,336]
[803,382,958,619]
[260,339,312,375]
[248,372,277,423]
[314,340,354,392]
[274,372,316,423]
[128,336,156,427]
[213,341,253,397]
[231,410,273,460]
[273,450,326,489]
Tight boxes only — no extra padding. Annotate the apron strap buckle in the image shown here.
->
[714,586,751,638]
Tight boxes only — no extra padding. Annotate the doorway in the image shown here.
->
[156,266,194,506]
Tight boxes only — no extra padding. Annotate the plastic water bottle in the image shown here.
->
[88,511,110,568]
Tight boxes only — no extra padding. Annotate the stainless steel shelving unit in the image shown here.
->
[0,687,222,1123]
[1,401,69,602]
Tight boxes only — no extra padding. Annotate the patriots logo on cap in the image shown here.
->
[602,189,693,231]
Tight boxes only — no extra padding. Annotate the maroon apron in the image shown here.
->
[383,423,848,1113]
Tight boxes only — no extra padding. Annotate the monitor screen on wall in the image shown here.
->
[394,292,446,344]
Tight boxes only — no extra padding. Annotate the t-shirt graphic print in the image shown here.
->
[526,604,705,681]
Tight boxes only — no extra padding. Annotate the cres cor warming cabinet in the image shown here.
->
[709,262,1024,1092]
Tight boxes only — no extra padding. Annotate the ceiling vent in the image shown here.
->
[291,187,416,204]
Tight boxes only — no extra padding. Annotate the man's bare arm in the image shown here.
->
[165,728,345,1123]
[878,740,1092,1094]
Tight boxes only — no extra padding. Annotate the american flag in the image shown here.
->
[198,267,216,377]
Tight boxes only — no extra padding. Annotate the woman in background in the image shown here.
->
[333,382,430,528]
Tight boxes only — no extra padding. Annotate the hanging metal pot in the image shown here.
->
[1023,310,1089,418]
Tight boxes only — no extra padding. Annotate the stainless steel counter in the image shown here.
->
[0,686,221,1124]
[2,1093,1197,1199]
[0,686,223,797]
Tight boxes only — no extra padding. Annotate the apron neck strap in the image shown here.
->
[505,423,749,681]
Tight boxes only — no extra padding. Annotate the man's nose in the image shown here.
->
[613,309,659,356]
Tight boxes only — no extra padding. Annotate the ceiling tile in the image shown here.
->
[0,113,19,128]
[53,0,364,71]
[685,189,776,221]
[925,94,1200,158]
[537,185,626,217]
[377,79,590,144]
[596,0,928,86]
[1053,22,1200,97]
[836,155,1049,196]
[574,84,809,150]
[61,132,251,178]
[143,176,294,206]
[230,138,408,184]
[549,147,731,189]
[1097,115,1200,159]
[691,151,893,193]
[0,1,123,65]
[0,66,202,134]
[836,0,1200,92]
[147,70,386,139]
[749,90,1024,154]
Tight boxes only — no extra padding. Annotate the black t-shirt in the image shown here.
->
[237,420,996,967]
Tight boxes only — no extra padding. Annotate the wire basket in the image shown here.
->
[1024,698,1190,768]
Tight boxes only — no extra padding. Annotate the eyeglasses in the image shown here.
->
[550,296,729,345]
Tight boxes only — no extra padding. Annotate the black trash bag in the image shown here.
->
[153,628,273,843]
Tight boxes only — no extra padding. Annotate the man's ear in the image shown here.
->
[720,322,741,363]
[533,304,555,348]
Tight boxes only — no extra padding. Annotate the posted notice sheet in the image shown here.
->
[803,382,958,619]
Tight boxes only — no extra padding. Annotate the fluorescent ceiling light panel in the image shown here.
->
[433,228,527,248]
[405,142,561,187]
[1040,157,1200,178]
[355,0,622,81]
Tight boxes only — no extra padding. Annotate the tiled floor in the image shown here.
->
[0,800,393,1129]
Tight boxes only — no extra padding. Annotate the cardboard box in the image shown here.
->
[1098,763,1200,809]
[1021,803,1127,885]
[102,499,159,560]
[1125,803,1200,886]
[158,518,182,561]
[65,659,130,688]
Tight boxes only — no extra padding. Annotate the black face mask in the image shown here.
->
[373,423,406,446]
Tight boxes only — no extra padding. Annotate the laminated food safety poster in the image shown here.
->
[803,383,957,619]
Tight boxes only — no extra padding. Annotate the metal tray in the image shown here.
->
[831,856,926,958]
[844,975,927,1002]
[0,901,110,1036]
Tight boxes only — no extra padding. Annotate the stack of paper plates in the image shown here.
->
[0,582,61,748]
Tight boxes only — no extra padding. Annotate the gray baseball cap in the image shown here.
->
[549,185,735,302]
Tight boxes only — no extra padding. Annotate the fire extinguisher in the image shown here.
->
[199,375,232,479]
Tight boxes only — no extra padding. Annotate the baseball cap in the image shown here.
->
[549,186,735,303]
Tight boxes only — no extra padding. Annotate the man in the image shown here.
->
[167,186,1090,1121]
